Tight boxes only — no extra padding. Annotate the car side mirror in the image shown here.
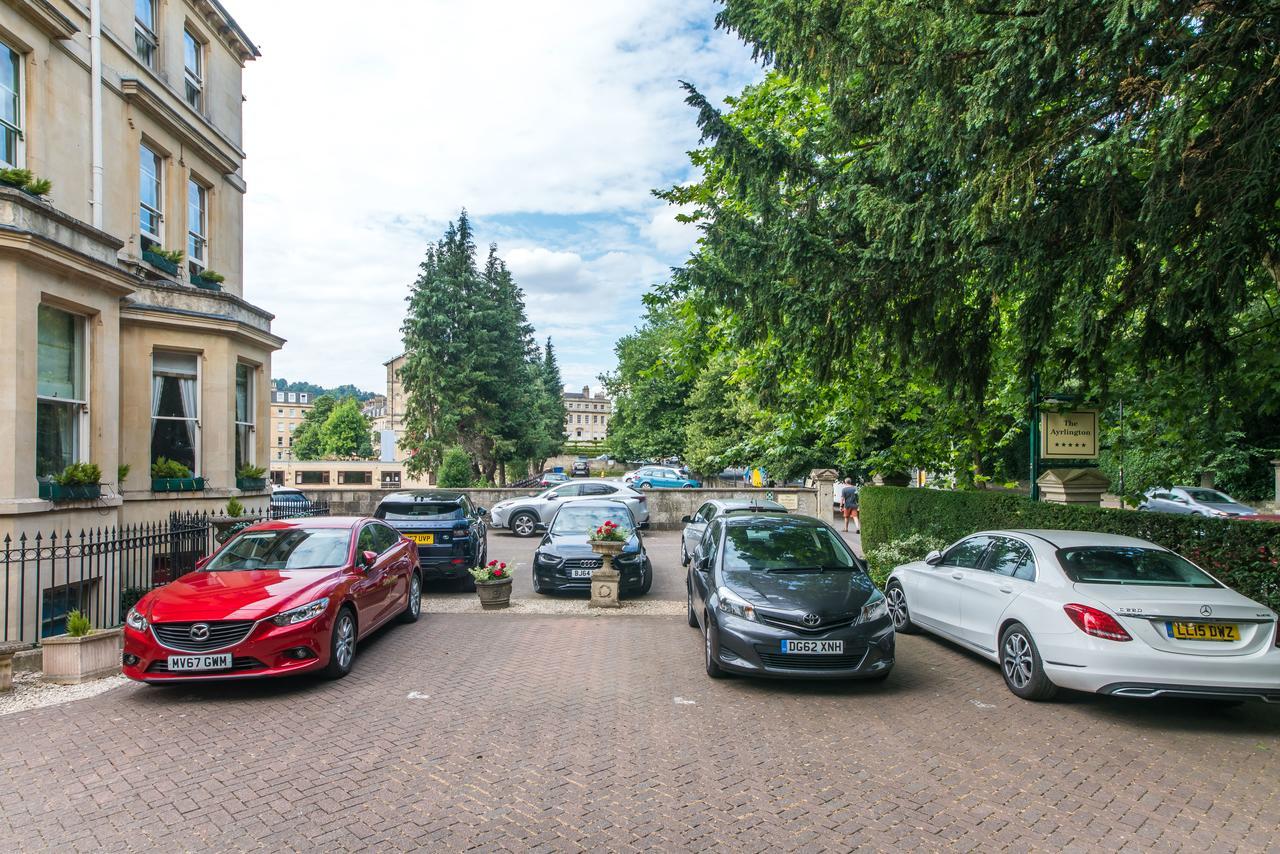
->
[475,507,487,516]
[360,550,378,569]
[924,550,943,566]
[681,515,693,524]
[697,555,712,573]
[195,555,211,571]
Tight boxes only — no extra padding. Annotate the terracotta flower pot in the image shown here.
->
[475,577,513,610]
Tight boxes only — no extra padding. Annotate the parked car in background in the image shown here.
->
[885,530,1280,703]
[624,466,700,489]
[270,486,312,515]
[489,479,649,537]
[680,498,788,567]
[687,513,893,680]
[571,458,590,477]
[540,472,571,487]
[532,500,653,596]
[1139,487,1258,518]
[374,491,488,591]
[122,517,421,683]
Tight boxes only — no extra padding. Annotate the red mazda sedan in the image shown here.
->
[122,517,421,683]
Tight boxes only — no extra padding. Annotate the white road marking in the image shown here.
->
[407,691,431,700]
[673,696,697,705]
[969,699,997,709]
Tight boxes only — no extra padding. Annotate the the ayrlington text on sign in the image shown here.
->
[1041,410,1099,460]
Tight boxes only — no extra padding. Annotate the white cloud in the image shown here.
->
[233,0,762,392]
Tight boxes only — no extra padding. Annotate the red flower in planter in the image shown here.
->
[492,568,505,578]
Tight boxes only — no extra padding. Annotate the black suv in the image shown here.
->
[374,491,488,590]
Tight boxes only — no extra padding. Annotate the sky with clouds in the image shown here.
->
[232,1,763,395]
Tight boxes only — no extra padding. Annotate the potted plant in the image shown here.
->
[236,464,268,491]
[0,167,50,197]
[468,560,512,610]
[39,462,103,501]
[151,457,206,492]
[41,610,123,684]
[117,463,131,490]
[213,497,254,544]
[587,519,627,558]
[141,239,183,276]
[192,269,225,291]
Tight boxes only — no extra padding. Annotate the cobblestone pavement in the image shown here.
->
[2,613,1278,852]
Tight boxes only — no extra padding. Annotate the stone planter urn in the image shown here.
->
[475,577,513,610]
[42,627,123,684]
[588,539,625,609]
[0,642,27,692]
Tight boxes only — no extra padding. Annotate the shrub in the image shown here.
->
[438,447,473,488]
[864,532,948,589]
[65,610,92,637]
[151,457,193,479]
[195,269,226,283]
[237,464,267,479]
[53,462,102,486]
[117,464,131,485]
[0,167,33,187]
[861,487,1280,609]
[226,497,246,518]
[24,177,52,196]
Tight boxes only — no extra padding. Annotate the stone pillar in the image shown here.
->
[1199,471,1216,489]
[1036,468,1110,506]
[589,541,623,609]
[810,469,838,519]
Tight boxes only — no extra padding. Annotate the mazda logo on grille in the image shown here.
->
[802,613,821,627]
[1200,605,1213,617]
[189,623,211,641]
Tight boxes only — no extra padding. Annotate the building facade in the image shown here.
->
[268,389,312,461]
[371,354,409,463]
[563,385,611,442]
[0,2,279,536]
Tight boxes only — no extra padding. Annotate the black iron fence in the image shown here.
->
[0,501,329,645]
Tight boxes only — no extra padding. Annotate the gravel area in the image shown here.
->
[0,671,133,717]
[422,594,684,617]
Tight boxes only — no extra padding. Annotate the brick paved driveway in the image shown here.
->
[3,612,1278,852]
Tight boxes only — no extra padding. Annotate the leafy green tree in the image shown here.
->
[437,447,474,488]
[601,307,695,463]
[321,398,374,459]
[290,394,337,461]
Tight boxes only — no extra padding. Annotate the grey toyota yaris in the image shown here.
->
[687,513,894,680]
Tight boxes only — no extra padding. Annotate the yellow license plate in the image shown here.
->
[1168,621,1239,642]
[408,533,434,545]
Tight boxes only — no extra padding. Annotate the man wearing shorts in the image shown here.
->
[840,478,859,533]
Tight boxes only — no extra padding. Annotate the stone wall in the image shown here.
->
[305,487,821,529]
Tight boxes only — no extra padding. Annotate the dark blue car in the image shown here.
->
[374,491,489,590]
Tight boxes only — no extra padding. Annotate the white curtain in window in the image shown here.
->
[151,375,163,418]
[178,375,197,450]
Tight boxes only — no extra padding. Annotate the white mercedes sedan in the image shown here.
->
[885,530,1280,703]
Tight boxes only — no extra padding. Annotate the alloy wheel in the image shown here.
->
[512,514,536,537]
[1002,632,1033,689]
[886,586,909,629]
[409,575,421,616]
[334,613,355,669]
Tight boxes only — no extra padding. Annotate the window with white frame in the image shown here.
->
[134,0,158,68]
[0,41,22,169]
[187,178,207,274]
[183,29,204,110]
[139,144,163,245]
[235,364,254,473]
[36,305,86,480]
[151,352,199,474]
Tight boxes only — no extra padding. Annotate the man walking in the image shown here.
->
[840,477,860,533]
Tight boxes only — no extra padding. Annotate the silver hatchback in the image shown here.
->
[488,479,649,537]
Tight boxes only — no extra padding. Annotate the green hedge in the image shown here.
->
[860,487,1280,610]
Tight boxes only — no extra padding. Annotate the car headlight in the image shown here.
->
[270,597,330,627]
[614,551,642,565]
[126,607,147,631]
[536,551,563,566]
[859,597,888,624]
[716,586,757,622]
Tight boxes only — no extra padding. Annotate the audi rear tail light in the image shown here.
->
[1063,603,1132,642]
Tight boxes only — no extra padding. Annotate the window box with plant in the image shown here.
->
[141,240,183,277]
[38,462,103,502]
[41,610,123,685]
[236,464,267,492]
[0,167,53,198]
[151,457,205,492]
[192,269,224,291]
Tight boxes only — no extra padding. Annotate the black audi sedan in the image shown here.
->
[533,500,653,596]
[687,513,893,680]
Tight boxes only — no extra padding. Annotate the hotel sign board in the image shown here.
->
[1041,410,1099,460]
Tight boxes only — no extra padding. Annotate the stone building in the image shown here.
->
[268,389,312,461]
[563,385,611,442]
[0,0,281,545]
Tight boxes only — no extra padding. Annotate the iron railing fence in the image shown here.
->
[0,501,329,646]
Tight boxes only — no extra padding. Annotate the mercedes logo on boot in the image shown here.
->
[1200,605,1213,617]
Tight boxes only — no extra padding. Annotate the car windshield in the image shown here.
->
[376,502,464,521]
[551,506,633,535]
[1057,547,1221,588]
[205,528,352,571]
[722,521,858,571]
[1182,488,1234,504]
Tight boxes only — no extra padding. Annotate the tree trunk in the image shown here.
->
[498,461,506,487]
